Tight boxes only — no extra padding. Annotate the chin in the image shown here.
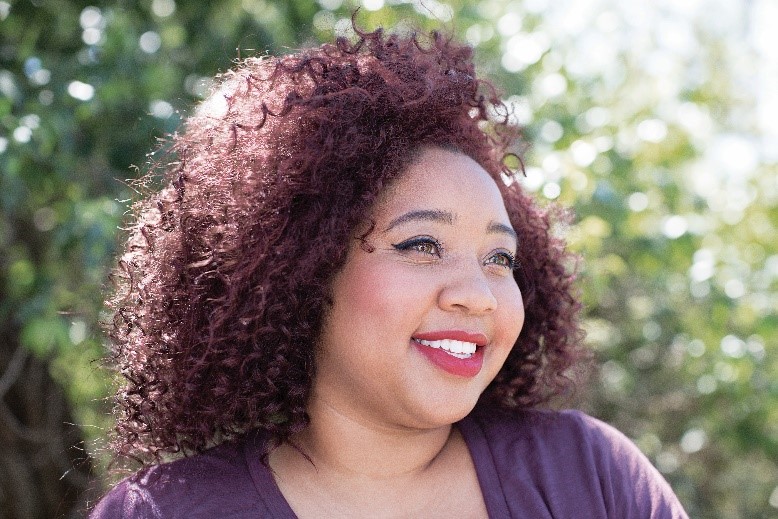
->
[411,392,482,429]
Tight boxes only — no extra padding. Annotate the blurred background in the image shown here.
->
[0,0,775,517]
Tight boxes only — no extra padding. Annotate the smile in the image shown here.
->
[410,331,487,377]
[415,339,477,358]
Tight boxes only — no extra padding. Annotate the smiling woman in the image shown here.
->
[91,23,688,518]
[309,148,525,430]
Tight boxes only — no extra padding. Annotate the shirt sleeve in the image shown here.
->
[569,411,689,519]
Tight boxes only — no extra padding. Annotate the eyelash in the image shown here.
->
[392,236,444,257]
[486,251,517,270]
[392,236,517,270]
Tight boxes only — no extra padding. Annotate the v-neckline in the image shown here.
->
[457,413,511,517]
[243,414,506,518]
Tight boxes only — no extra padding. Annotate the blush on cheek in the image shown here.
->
[338,256,426,314]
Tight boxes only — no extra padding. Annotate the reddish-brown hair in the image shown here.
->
[107,26,584,463]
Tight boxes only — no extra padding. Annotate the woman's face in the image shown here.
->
[313,147,525,430]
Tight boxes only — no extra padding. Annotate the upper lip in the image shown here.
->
[412,330,489,347]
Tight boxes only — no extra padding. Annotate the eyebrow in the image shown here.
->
[384,209,519,242]
[487,221,518,242]
[384,210,454,231]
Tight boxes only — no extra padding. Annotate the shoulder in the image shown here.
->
[462,408,688,519]
[466,408,656,472]
[89,433,275,519]
[463,407,638,462]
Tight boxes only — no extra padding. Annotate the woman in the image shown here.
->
[92,25,688,518]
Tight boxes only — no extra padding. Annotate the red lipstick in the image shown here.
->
[411,330,488,378]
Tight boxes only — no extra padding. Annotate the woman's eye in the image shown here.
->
[485,251,516,270]
[392,237,442,257]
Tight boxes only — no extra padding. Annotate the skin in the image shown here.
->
[269,147,526,518]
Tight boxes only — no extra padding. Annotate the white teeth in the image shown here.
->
[415,339,477,356]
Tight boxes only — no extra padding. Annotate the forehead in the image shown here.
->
[372,147,509,222]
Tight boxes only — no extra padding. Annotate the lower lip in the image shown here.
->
[412,340,484,378]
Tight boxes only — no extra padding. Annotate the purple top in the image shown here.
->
[90,409,688,518]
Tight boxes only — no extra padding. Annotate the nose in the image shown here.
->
[437,263,498,315]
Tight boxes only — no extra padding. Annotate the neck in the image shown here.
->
[285,392,454,480]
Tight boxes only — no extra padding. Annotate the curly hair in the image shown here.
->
[107,25,584,464]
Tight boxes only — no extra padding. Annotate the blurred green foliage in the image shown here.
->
[1,0,776,517]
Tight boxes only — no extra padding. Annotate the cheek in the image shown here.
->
[330,257,431,337]
[496,282,525,345]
